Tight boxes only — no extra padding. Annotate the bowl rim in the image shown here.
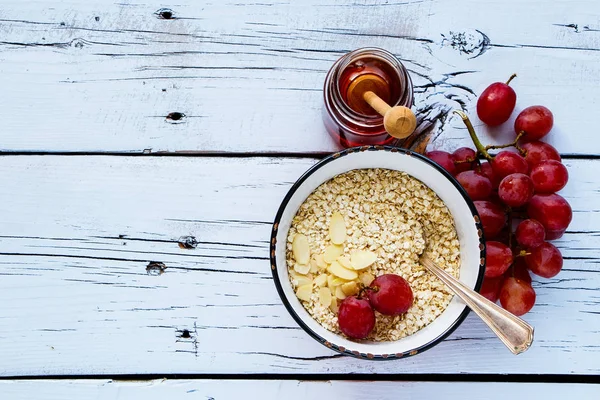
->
[269,145,486,360]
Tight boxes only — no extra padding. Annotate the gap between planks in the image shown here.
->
[0,151,598,160]
[0,373,599,384]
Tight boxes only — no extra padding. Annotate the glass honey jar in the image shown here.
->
[323,48,414,148]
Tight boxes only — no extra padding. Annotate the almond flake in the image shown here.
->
[335,286,347,300]
[319,287,332,307]
[296,284,312,302]
[323,244,343,263]
[327,260,358,280]
[350,250,377,270]
[327,274,346,289]
[292,234,310,265]
[330,297,339,313]
[359,272,375,286]
[336,255,353,269]
[315,254,327,269]
[294,263,311,275]
[314,274,328,287]
[329,212,346,245]
[341,281,359,296]
[295,275,313,287]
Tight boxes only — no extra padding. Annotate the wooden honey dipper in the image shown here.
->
[346,74,417,139]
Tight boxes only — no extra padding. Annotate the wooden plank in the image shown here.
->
[1,380,599,399]
[0,156,597,376]
[0,0,599,154]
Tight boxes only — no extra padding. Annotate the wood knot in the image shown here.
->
[166,112,185,123]
[441,29,490,59]
[69,38,88,49]
[155,8,175,19]
[178,236,198,249]
[178,329,192,339]
[146,261,166,276]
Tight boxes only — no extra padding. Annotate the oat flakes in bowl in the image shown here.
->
[287,168,461,342]
[270,147,485,359]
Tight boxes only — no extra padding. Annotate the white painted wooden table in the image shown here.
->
[1,0,599,397]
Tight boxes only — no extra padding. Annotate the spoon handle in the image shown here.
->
[421,255,534,355]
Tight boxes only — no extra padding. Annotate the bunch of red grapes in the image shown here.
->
[426,74,572,316]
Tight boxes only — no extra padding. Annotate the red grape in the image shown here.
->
[452,147,477,173]
[485,241,513,278]
[514,105,554,141]
[426,150,456,176]
[491,151,529,180]
[499,277,536,316]
[474,200,507,238]
[530,160,568,194]
[338,296,376,339]
[480,276,504,302]
[480,161,501,188]
[510,257,533,284]
[498,173,534,208]
[515,219,545,249]
[545,229,566,240]
[525,241,563,278]
[368,274,413,316]
[477,79,517,126]
[521,141,561,169]
[456,170,493,200]
[527,194,572,232]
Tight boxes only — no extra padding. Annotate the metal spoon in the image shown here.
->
[420,253,534,355]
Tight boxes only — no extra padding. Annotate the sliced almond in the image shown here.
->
[336,255,353,270]
[294,263,311,275]
[318,287,332,307]
[315,254,327,269]
[295,275,313,287]
[341,281,359,296]
[328,260,358,280]
[323,244,344,264]
[292,234,310,265]
[350,250,377,270]
[359,272,375,286]
[329,212,346,245]
[335,285,347,300]
[327,275,345,290]
[331,277,347,286]
[314,274,327,287]
[310,255,319,272]
[330,297,339,313]
[327,274,336,288]
[295,284,312,302]
[290,271,310,287]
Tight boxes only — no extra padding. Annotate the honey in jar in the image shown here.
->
[323,48,414,148]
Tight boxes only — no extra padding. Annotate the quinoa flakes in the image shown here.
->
[286,168,461,341]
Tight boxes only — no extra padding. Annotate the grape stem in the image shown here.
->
[453,111,493,161]
[514,131,527,156]
[485,131,526,155]
[358,285,377,299]
[506,73,517,85]
[515,249,530,258]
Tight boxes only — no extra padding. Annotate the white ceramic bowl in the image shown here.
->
[270,146,485,359]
